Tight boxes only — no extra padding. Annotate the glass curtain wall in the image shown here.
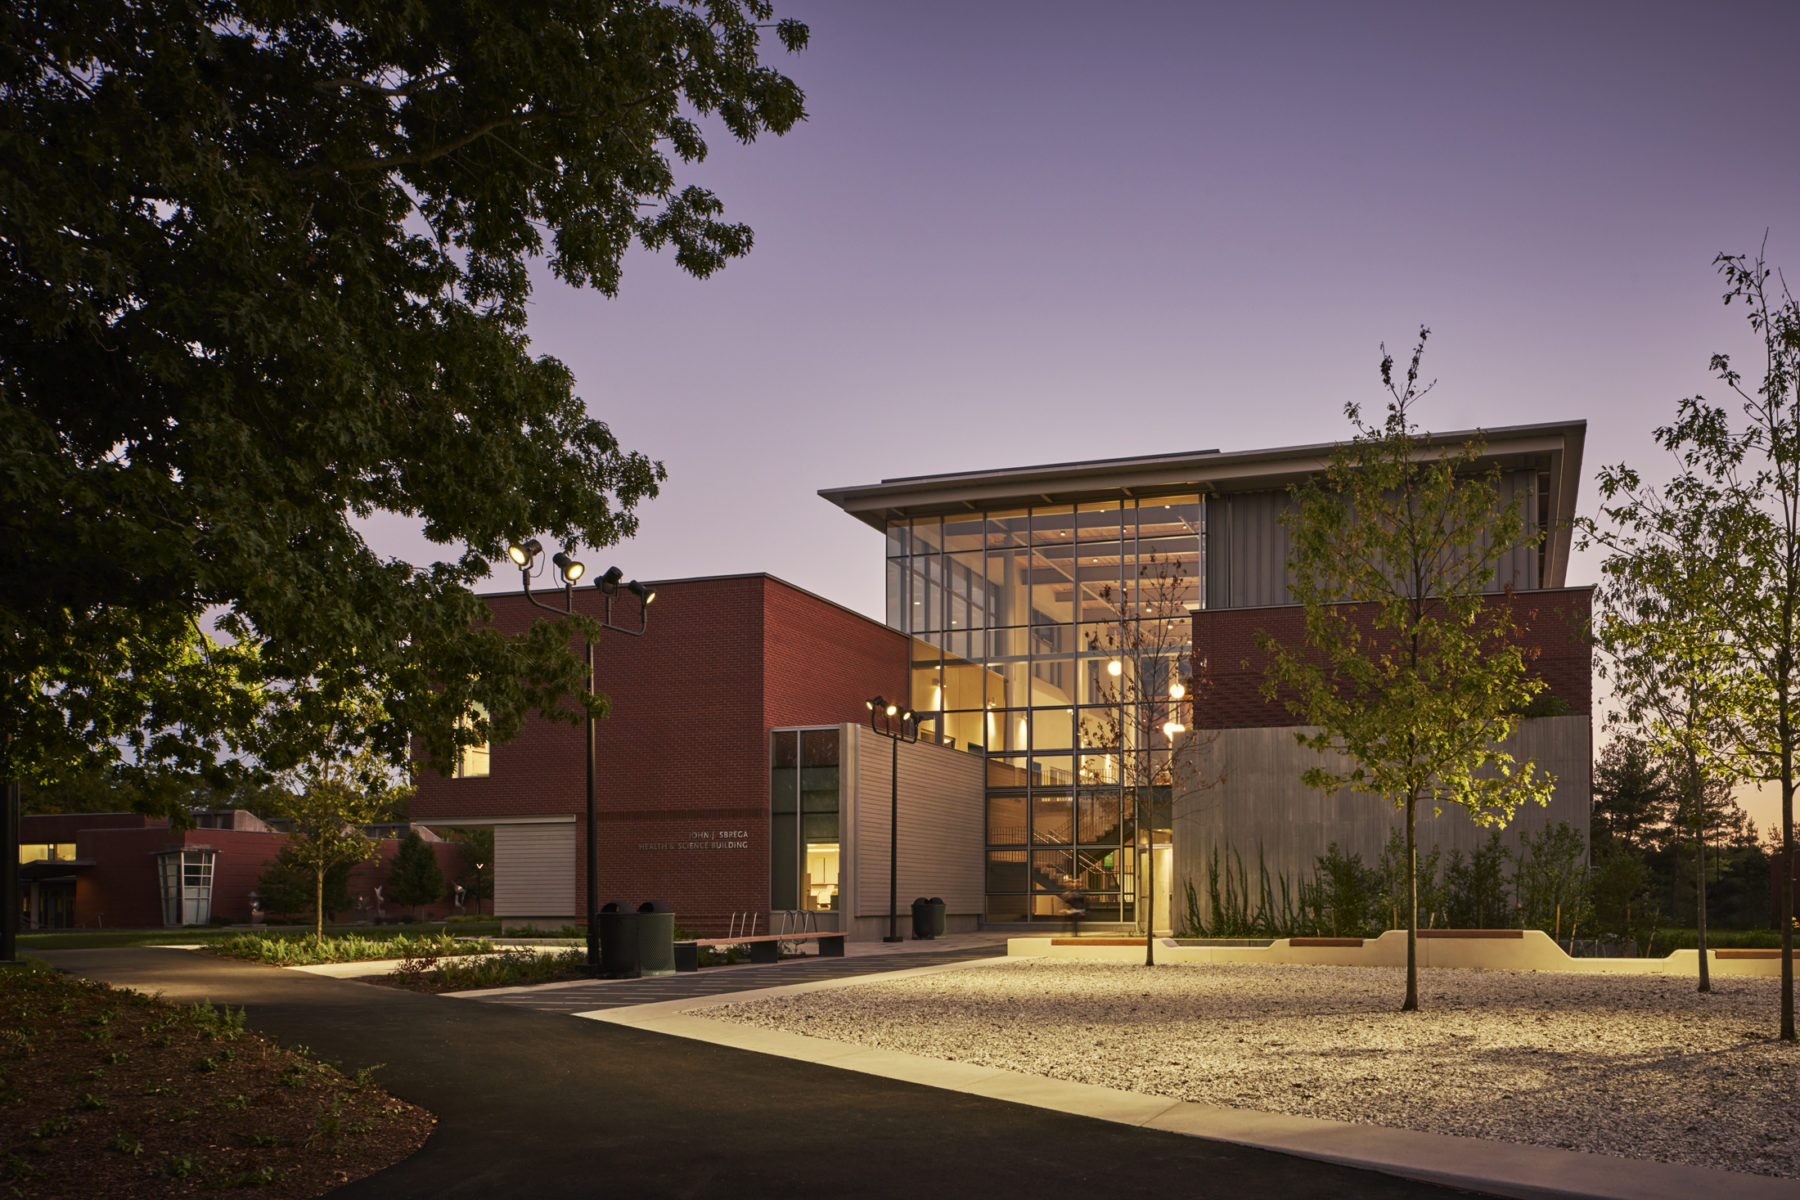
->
[888,497,1202,923]
[770,728,841,913]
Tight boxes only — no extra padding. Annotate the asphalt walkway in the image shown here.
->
[36,946,1477,1200]
[463,938,1014,1014]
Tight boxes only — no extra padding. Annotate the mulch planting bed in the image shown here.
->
[1,961,432,1199]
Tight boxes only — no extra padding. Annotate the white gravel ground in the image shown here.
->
[708,960,1800,1179]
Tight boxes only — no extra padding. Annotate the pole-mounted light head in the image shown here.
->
[627,579,655,604]
[596,565,624,594]
[1108,659,1122,677]
[866,695,886,713]
[1168,680,1185,700]
[508,538,543,568]
[552,550,586,583]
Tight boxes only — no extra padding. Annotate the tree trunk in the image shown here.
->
[1402,791,1418,1012]
[314,868,324,946]
[1696,799,1711,993]
[1783,768,1794,1041]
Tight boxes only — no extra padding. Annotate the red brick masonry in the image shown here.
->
[1191,586,1593,729]
[411,574,909,936]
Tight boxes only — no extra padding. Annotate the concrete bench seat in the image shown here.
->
[672,932,845,971]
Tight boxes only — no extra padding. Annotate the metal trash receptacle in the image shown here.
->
[597,899,640,979]
[636,900,677,977]
[922,897,947,939]
[912,896,947,940]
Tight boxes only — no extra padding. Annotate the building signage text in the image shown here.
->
[637,829,750,852]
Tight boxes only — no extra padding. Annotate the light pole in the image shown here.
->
[1142,676,1185,966]
[1115,658,1185,967]
[865,696,918,943]
[510,539,654,975]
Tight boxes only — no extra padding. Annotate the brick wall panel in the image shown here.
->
[1193,587,1593,730]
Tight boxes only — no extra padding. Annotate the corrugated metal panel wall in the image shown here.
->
[1171,715,1590,928]
[1206,490,1293,609]
[848,726,985,917]
[494,822,576,918]
[1204,470,1539,609]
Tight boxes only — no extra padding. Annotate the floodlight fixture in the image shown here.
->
[597,565,624,594]
[1108,659,1122,677]
[553,551,586,583]
[627,579,654,603]
[508,538,543,567]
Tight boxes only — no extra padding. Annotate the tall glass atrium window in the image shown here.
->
[770,728,840,913]
[888,498,1202,923]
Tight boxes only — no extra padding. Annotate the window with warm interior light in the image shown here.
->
[456,703,491,778]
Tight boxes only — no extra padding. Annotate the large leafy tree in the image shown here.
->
[1609,246,1800,1038]
[1262,331,1554,1012]
[0,1,809,789]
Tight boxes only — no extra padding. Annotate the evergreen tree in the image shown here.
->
[1592,738,1675,856]
[389,831,446,919]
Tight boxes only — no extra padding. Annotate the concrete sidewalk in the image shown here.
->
[33,946,1474,1200]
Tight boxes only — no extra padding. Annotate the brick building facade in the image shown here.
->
[410,574,922,936]
[19,810,467,930]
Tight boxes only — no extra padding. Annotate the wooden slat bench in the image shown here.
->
[672,932,845,972]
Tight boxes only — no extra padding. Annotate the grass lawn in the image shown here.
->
[0,960,431,1199]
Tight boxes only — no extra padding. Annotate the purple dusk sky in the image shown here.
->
[369,1,1800,821]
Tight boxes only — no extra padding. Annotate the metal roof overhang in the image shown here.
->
[819,419,1587,588]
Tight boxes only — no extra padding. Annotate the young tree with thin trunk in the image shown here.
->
[270,695,413,943]
[1582,490,1747,992]
[1079,552,1218,964]
[1263,330,1554,1012]
[1608,245,1800,1037]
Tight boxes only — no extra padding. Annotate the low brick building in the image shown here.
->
[18,810,467,930]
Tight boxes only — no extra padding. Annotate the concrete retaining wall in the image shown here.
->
[1006,929,1785,978]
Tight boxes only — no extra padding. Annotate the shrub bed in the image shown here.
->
[378,948,592,993]
[208,932,493,967]
[0,960,432,1199]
